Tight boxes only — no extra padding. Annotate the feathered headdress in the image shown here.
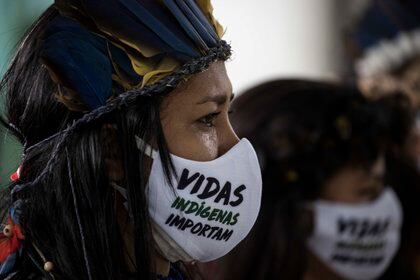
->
[1,0,231,276]
[40,0,229,110]
[350,0,420,78]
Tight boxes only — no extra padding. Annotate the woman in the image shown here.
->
[221,80,414,280]
[348,0,420,168]
[348,1,420,274]
[0,1,262,279]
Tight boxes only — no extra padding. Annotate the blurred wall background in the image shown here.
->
[0,0,53,185]
[0,0,371,185]
[213,0,371,92]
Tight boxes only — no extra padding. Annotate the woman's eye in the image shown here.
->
[357,187,380,201]
[199,112,220,127]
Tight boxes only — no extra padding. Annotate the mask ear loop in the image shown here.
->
[65,148,93,280]
[112,136,157,218]
[135,136,158,159]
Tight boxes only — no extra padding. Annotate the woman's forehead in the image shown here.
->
[169,61,232,104]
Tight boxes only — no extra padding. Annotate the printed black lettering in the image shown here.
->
[199,224,211,236]
[358,220,370,238]
[169,215,186,228]
[379,219,390,235]
[191,223,203,234]
[338,218,390,238]
[198,177,221,200]
[170,218,236,241]
[181,219,194,230]
[165,214,174,225]
[368,220,381,236]
[208,226,220,238]
[332,254,384,265]
[220,229,234,241]
[191,175,205,194]
[229,185,246,207]
[214,181,232,205]
[178,169,200,190]
[338,218,356,235]
[212,228,223,240]
[336,241,385,251]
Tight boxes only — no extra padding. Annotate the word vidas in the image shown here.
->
[338,217,390,239]
[177,168,246,207]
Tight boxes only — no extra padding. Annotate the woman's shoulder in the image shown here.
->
[157,263,185,280]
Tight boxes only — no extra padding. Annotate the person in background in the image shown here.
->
[348,0,420,169]
[348,1,420,276]
[0,1,262,279]
[220,80,415,280]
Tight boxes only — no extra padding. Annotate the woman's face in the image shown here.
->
[160,61,238,161]
[320,155,386,203]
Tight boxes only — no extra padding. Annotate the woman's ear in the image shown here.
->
[102,123,124,182]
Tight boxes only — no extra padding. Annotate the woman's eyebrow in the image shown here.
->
[197,92,234,105]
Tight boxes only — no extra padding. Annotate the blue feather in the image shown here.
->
[48,0,225,109]
[163,0,209,51]
[55,0,222,61]
[108,44,142,86]
[40,17,113,109]
[0,251,18,276]
[185,0,219,40]
[75,0,198,61]
[175,0,218,47]
[118,0,200,57]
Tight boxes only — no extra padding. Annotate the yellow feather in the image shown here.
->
[196,0,225,37]
[141,56,179,87]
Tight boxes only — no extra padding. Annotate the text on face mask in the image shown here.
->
[177,168,246,207]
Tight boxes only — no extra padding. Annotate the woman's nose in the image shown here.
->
[218,122,240,156]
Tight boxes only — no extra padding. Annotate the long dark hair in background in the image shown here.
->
[220,79,416,280]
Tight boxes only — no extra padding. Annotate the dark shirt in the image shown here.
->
[157,264,184,280]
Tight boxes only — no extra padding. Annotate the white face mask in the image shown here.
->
[307,188,402,280]
[134,137,262,263]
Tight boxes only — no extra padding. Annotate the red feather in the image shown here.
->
[0,219,24,263]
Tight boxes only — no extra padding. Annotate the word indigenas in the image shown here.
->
[171,196,240,226]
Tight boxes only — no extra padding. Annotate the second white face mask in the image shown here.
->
[307,188,403,280]
[136,137,262,263]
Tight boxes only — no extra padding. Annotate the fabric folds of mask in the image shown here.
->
[307,188,403,280]
[136,137,262,263]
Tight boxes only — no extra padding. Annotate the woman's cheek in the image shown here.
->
[166,124,219,161]
[195,130,218,160]
[187,123,219,160]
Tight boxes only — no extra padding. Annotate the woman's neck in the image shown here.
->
[117,195,171,277]
[304,251,343,280]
